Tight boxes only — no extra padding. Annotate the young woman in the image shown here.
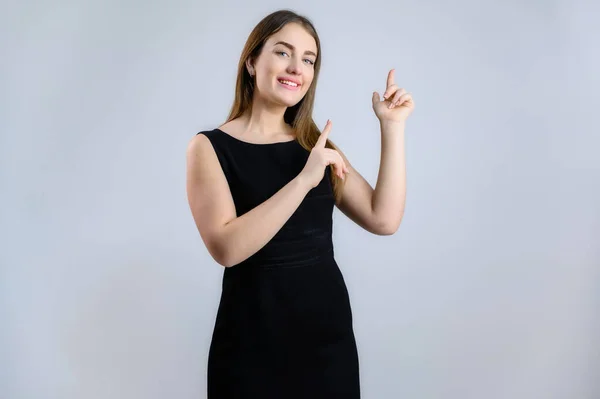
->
[186,9,414,398]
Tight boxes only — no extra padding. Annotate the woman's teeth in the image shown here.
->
[279,79,298,87]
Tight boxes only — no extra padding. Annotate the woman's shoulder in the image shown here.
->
[193,127,234,151]
[188,128,224,158]
[187,128,230,172]
[195,127,221,140]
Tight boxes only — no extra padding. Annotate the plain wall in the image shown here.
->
[1,0,599,398]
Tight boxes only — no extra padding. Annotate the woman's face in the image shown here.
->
[250,23,318,107]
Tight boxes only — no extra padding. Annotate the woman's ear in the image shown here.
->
[245,58,254,76]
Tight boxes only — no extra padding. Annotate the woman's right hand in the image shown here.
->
[299,120,349,189]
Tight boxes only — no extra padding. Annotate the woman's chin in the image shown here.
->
[280,94,305,107]
[259,91,303,108]
[275,97,301,108]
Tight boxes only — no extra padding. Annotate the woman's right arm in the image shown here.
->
[186,134,313,267]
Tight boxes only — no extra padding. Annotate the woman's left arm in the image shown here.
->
[336,69,414,235]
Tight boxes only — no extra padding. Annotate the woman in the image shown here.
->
[186,9,414,398]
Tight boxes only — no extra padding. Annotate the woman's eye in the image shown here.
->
[276,51,314,65]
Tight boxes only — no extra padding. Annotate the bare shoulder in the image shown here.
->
[186,132,229,203]
[187,132,213,158]
[186,132,225,174]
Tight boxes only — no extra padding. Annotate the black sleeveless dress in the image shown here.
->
[197,128,360,398]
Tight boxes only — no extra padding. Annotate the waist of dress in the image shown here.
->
[235,245,335,270]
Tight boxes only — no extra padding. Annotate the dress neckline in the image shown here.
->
[215,128,298,146]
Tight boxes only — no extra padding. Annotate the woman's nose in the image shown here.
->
[286,58,302,75]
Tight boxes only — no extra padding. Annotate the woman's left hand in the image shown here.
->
[372,69,415,123]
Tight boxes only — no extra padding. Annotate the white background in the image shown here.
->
[1,0,599,398]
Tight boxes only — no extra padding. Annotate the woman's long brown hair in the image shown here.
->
[224,9,346,204]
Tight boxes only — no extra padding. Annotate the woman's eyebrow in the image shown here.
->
[273,41,317,57]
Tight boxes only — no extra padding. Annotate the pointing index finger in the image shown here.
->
[316,120,332,148]
[387,69,395,88]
